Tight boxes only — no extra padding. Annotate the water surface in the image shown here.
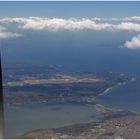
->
[4,103,102,137]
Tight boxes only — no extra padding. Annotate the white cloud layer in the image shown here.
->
[123,16,140,21]
[0,31,22,39]
[116,22,140,32]
[0,17,112,31]
[123,35,140,49]
[2,16,140,49]
[1,17,140,32]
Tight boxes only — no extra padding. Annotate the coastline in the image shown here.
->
[99,77,135,97]
[98,82,124,96]
[94,76,140,117]
[20,105,140,139]
[17,76,140,139]
[6,74,137,138]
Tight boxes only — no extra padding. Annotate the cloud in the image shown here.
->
[1,17,140,33]
[20,19,113,31]
[123,35,140,49]
[124,16,140,21]
[0,17,113,31]
[116,22,140,32]
[1,17,140,32]
[2,17,140,50]
[0,31,22,39]
[0,24,22,39]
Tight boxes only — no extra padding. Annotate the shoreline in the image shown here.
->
[99,77,135,97]
[95,77,140,115]
[17,75,140,139]
[98,82,124,96]
[7,75,137,138]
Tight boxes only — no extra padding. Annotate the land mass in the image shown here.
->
[3,64,137,139]
[3,65,132,105]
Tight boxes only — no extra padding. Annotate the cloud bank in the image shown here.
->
[1,17,140,32]
[123,35,140,49]
[0,17,112,31]
[1,16,140,49]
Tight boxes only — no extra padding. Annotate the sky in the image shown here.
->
[1,1,140,71]
[1,1,140,53]
[0,2,140,18]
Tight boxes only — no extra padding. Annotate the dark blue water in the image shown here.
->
[97,74,140,112]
